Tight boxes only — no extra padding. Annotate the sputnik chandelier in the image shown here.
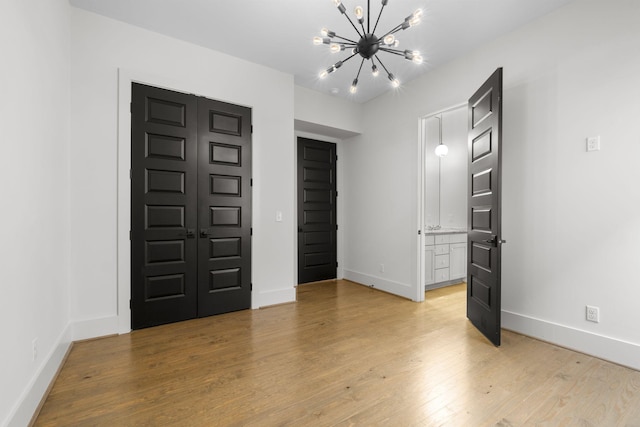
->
[314,0,424,94]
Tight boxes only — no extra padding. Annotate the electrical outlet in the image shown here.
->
[32,338,38,361]
[380,264,385,273]
[586,136,600,152]
[586,305,600,323]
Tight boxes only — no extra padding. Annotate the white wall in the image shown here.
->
[0,0,72,425]
[69,8,296,335]
[345,0,640,369]
[294,85,364,138]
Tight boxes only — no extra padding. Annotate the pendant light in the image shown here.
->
[435,115,448,157]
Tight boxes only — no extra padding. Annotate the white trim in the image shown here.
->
[5,325,72,427]
[255,287,297,308]
[503,310,640,371]
[344,269,416,301]
[71,316,119,342]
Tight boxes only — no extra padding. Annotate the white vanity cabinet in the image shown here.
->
[425,232,467,288]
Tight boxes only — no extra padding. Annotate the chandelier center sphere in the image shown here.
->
[357,33,379,59]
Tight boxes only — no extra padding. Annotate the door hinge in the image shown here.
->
[336,224,339,230]
[129,299,132,309]
[336,191,338,197]
[250,178,253,187]
[251,125,253,133]
[418,230,421,235]
[336,262,339,267]
[129,230,132,240]
[250,228,253,236]
[129,169,132,179]
[250,283,253,291]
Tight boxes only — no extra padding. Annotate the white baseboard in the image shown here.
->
[343,269,415,300]
[71,315,120,341]
[503,310,640,371]
[254,286,296,308]
[5,325,72,427]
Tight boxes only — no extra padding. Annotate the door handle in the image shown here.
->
[200,228,210,238]
[483,235,506,247]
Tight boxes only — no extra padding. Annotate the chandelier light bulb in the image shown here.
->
[371,64,379,76]
[412,54,423,64]
[350,79,358,94]
[393,40,400,47]
[321,28,329,36]
[409,9,423,26]
[332,0,341,6]
[313,36,323,46]
[355,6,364,19]
[330,43,341,53]
[383,34,395,46]
[319,70,329,79]
[435,144,449,157]
[388,73,400,88]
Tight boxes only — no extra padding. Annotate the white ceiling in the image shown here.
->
[69,0,574,103]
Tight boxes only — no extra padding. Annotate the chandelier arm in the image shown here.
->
[332,34,359,44]
[367,0,371,33]
[378,48,404,56]
[378,24,403,41]
[372,3,386,34]
[374,54,392,75]
[342,13,363,38]
[355,58,365,80]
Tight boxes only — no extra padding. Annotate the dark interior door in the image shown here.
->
[131,84,198,329]
[467,67,503,346]
[131,83,251,329]
[297,138,337,284]
[197,97,252,317]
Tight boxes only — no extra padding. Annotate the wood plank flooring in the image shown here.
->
[35,280,640,426]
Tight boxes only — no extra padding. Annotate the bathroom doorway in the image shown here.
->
[418,104,468,296]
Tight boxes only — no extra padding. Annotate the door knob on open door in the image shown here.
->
[483,235,506,247]
[200,228,210,238]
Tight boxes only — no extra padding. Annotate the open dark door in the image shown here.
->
[297,138,337,284]
[467,67,504,346]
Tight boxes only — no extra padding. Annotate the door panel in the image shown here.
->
[467,68,503,346]
[197,97,252,317]
[131,83,198,329]
[297,138,337,284]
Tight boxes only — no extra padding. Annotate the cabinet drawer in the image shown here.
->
[424,235,435,245]
[435,268,450,282]
[435,235,450,245]
[450,233,467,244]
[435,244,449,255]
[435,254,449,269]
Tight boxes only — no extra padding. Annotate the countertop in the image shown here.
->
[424,228,467,235]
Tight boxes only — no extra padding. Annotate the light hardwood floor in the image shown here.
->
[35,280,640,426]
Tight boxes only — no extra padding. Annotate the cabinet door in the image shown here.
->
[425,246,435,285]
[450,242,467,280]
